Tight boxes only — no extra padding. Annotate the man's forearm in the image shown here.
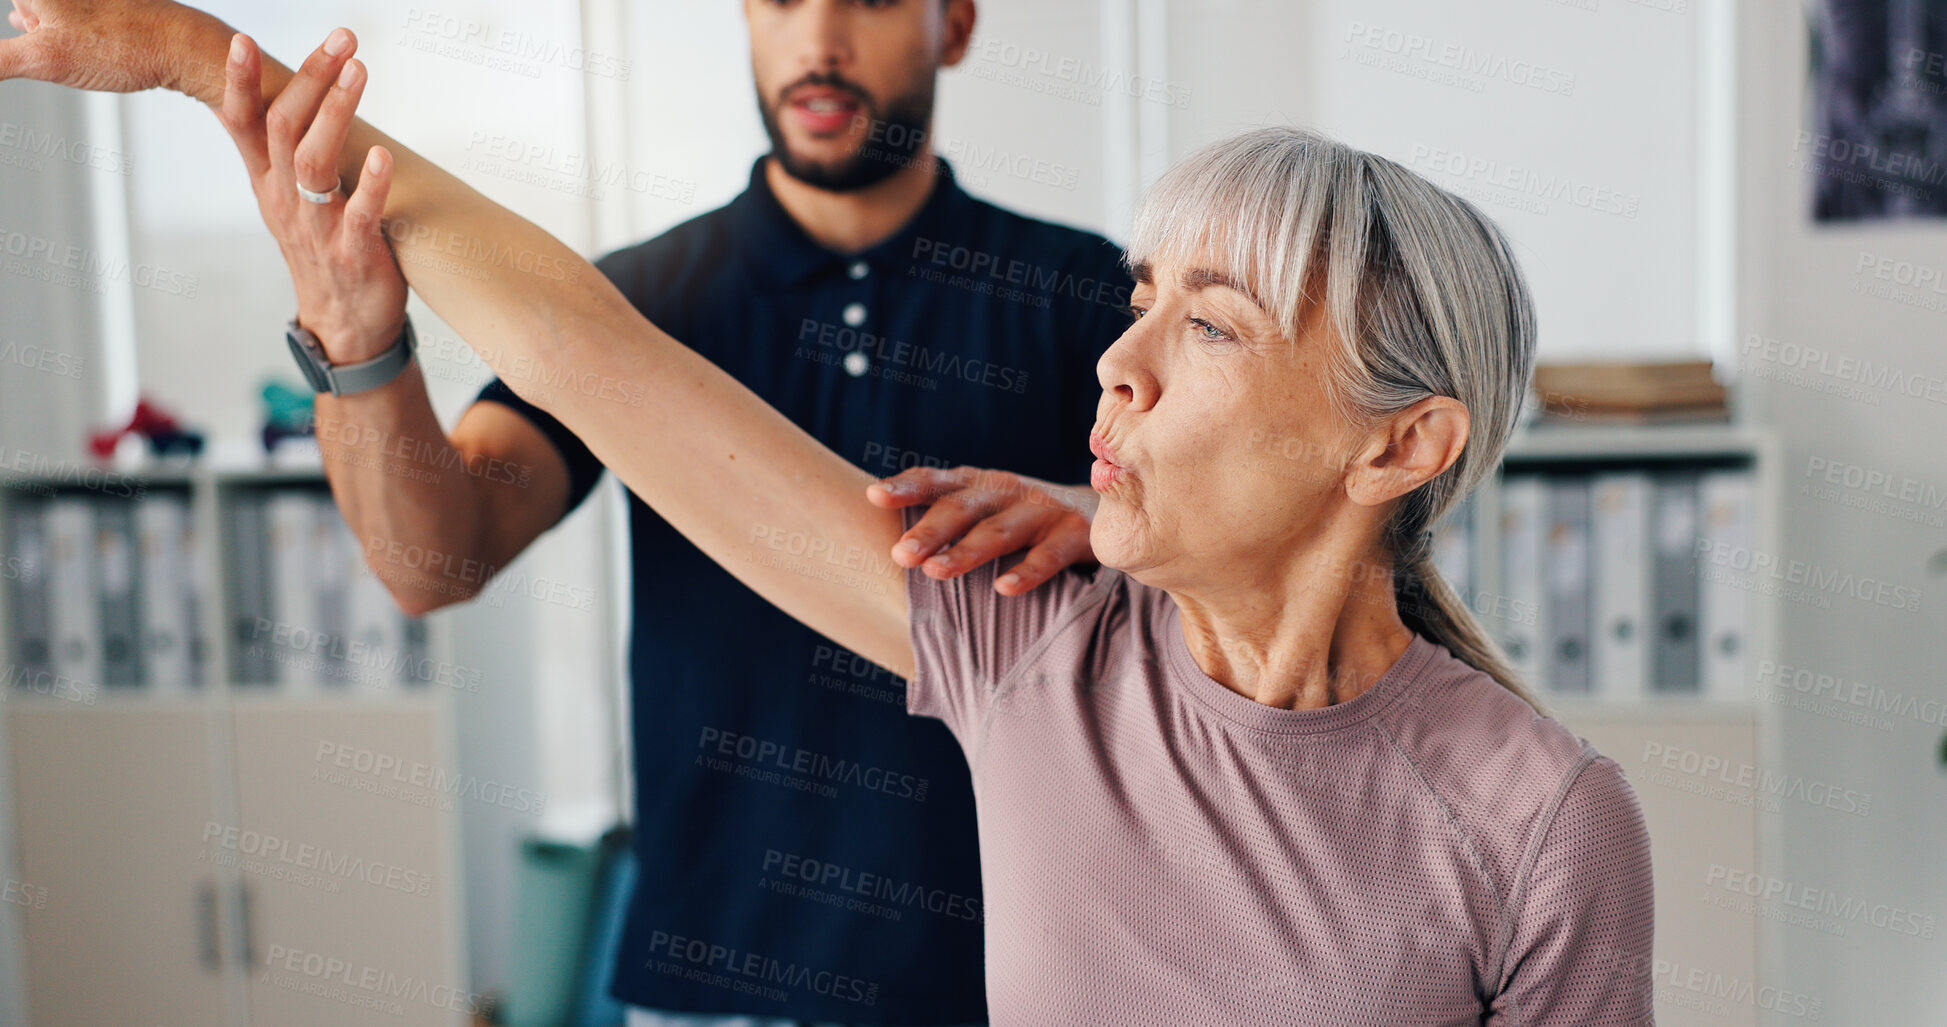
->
[311,362,496,616]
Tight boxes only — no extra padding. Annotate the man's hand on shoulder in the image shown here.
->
[867,466,1098,596]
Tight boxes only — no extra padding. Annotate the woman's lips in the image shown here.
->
[1089,432,1127,491]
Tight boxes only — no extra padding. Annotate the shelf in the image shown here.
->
[1504,421,1762,463]
[1543,694,1762,723]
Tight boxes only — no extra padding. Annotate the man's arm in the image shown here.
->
[318,369,580,617]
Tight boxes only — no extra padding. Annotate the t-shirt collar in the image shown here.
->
[1160,603,1435,735]
[728,154,970,289]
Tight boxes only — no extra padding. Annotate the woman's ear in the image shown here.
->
[1344,396,1470,507]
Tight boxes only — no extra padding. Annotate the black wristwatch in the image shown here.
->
[285,316,417,396]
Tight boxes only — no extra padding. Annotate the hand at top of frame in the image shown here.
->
[213,31,408,363]
[0,0,215,96]
[867,467,1099,596]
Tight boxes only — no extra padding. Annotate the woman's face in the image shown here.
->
[1088,255,1370,593]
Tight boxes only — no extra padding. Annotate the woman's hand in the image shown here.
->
[0,0,227,98]
[212,31,409,361]
[868,467,1098,595]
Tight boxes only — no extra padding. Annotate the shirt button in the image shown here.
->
[848,261,869,280]
[842,302,867,327]
[843,351,870,377]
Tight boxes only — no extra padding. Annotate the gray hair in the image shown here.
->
[1127,126,1542,711]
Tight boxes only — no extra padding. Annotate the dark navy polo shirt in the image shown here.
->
[475,157,1129,1023]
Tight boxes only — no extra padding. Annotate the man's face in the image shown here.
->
[745,0,972,192]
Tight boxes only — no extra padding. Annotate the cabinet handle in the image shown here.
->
[236,881,256,967]
[196,881,220,972]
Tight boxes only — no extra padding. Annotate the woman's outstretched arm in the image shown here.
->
[0,5,934,677]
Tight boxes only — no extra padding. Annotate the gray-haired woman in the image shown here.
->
[1,10,1655,1024]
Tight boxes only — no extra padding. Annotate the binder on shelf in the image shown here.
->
[1590,473,1651,700]
[3,496,55,691]
[1498,475,1548,688]
[135,494,196,691]
[336,513,412,689]
[1699,470,1753,699]
[1543,477,1593,695]
[45,497,103,691]
[1650,473,1702,693]
[229,492,273,684]
[310,493,352,688]
[265,491,323,689]
[95,498,144,688]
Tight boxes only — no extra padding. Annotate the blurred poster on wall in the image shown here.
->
[1809,0,1947,220]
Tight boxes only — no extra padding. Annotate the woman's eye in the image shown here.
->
[1189,317,1231,342]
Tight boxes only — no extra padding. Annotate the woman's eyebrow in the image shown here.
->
[1180,265,1270,314]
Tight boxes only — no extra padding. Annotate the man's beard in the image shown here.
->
[759,73,936,193]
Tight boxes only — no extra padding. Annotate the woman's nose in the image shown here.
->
[1097,322,1160,413]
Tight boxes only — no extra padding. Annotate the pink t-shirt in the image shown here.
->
[902,516,1656,1026]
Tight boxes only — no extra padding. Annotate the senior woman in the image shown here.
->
[1,6,1655,1024]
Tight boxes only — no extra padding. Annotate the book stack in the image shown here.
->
[1531,360,1730,425]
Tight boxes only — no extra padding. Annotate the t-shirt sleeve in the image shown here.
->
[472,378,606,523]
[901,505,1108,745]
[1489,753,1657,1026]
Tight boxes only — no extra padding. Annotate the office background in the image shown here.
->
[0,0,1942,1024]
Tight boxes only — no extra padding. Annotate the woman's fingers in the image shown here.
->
[216,34,269,181]
[292,57,367,223]
[265,28,357,192]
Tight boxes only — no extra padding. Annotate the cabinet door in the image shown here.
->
[1569,711,1760,1027]
[7,704,233,1027]
[229,698,467,1027]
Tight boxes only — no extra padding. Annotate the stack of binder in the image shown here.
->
[4,490,204,695]
[3,484,423,697]
[1497,468,1753,698]
[230,488,424,691]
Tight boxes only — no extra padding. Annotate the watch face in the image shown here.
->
[286,328,334,394]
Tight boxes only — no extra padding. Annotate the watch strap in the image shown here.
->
[287,318,416,397]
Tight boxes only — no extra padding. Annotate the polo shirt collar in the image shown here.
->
[729,154,971,288]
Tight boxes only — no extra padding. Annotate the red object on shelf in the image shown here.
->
[88,396,206,459]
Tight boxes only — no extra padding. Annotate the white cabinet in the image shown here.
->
[8,704,234,1027]
[0,463,468,1027]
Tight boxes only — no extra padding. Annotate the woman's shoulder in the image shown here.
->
[1379,638,1643,892]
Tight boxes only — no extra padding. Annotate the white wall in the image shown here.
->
[1738,2,1947,1022]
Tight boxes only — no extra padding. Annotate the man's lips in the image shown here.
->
[785,87,864,134]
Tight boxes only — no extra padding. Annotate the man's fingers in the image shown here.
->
[216,34,270,179]
[342,145,393,261]
[866,465,975,509]
[293,57,365,216]
[918,505,1042,577]
[990,530,1094,595]
[890,489,1012,567]
[265,28,356,187]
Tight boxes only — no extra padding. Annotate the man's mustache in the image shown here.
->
[777,73,875,111]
